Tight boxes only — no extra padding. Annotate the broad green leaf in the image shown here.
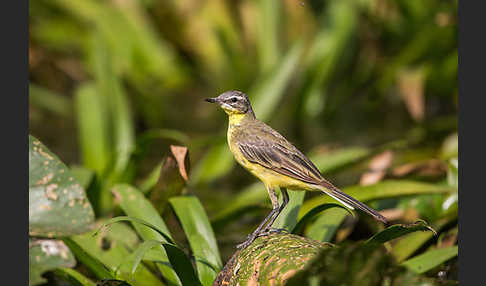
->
[124,240,161,275]
[161,244,202,286]
[401,246,458,274]
[53,267,96,286]
[365,220,436,246]
[392,217,455,262]
[250,42,303,121]
[112,184,181,285]
[68,231,163,286]
[90,35,135,183]
[111,185,174,241]
[169,196,222,286]
[62,238,114,279]
[95,216,174,246]
[272,190,306,231]
[257,0,280,73]
[74,83,110,177]
[29,239,76,286]
[99,218,140,250]
[29,84,72,118]
[299,180,455,219]
[292,203,351,234]
[29,135,95,237]
[304,208,349,242]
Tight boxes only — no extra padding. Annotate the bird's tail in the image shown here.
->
[318,180,388,224]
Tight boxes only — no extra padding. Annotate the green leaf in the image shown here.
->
[111,185,174,241]
[272,190,306,231]
[99,218,140,250]
[292,203,352,234]
[29,135,95,237]
[53,267,97,286]
[95,216,175,247]
[250,42,303,121]
[304,208,349,242]
[111,184,181,285]
[391,216,455,262]
[257,0,281,73]
[62,237,114,279]
[29,239,76,286]
[169,196,222,286]
[401,246,458,274]
[90,35,135,183]
[67,231,163,286]
[74,83,111,177]
[123,240,161,275]
[299,180,455,219]
[161,244,203,286]
[365,220,436,246]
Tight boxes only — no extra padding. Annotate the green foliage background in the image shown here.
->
[29,0,458,285]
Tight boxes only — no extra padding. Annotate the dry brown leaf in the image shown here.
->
[392,159,447,178]
[397,68,425,122]
[170,145,189,181]
[377,208,404,221]
[360,150,393,185]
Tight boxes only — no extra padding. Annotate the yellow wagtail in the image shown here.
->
[206,90,388,248]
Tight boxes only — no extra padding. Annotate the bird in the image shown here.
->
[205,90,388,249]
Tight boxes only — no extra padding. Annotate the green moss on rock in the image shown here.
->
[213,233,332,285]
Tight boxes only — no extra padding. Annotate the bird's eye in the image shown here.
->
[231,97,238,103]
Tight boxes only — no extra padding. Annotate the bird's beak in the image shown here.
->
[205,97,218,103]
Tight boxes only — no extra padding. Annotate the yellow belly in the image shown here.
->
[227,124,316,191]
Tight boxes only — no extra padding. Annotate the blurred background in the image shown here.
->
[29,0,457,277]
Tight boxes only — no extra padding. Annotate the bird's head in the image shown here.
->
[205,90,255,117]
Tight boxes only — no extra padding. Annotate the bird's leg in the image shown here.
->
[236,186,279,249]
[260,188,290,235]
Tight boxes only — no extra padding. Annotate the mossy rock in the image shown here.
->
[213,233,332,285]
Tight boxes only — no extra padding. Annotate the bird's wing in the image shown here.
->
[237,127,323,185]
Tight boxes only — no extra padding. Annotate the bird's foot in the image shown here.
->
[258,227,289,236]
[236,233,257,249]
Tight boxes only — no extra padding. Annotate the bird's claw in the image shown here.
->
[258,227,288,236]
[236,234,257,249]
